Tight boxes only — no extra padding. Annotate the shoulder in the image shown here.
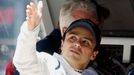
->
[82,67,98,75]
[37,52,66,75]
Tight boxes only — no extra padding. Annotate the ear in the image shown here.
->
[90,51,99,61]
[62,27,67,36]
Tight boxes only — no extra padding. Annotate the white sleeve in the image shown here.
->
[13,21,43,75]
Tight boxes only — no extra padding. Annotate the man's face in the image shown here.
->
[61,27,98,69]
[60,9,99,36]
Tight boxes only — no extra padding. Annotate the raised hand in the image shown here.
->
[26,1,43,31]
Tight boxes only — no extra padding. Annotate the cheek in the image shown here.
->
[83,49,93,58]
[61,41,70,52]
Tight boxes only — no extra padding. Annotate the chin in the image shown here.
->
[68,52,81,61]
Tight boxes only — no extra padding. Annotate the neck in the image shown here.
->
[63,56,87,70]
[60,53,88,71]
[69,61,86,70]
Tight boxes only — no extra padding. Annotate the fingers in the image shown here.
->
[37,1,43,17]
[26,2,36,20]
[26,5,30,20]
[25,1,43,31]
[30,2,36,13]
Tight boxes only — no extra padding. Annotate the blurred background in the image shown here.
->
[0,0,31,74]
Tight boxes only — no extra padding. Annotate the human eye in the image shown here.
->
[68,35,77,43]
[82,39,92,47]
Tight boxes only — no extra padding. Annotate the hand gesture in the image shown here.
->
[26,1,43,31]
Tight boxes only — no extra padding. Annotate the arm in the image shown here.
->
[13,1,43,75]
[13,21,42,75]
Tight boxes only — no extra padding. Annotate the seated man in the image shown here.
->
[13,0,110,75]
[13,18,101,75]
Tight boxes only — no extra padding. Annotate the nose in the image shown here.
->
[74,41,81,49]
[73,41,82,54]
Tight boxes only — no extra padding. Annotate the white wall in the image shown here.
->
[101,37,134,63]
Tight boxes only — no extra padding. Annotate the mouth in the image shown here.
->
[70,49,81,55]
